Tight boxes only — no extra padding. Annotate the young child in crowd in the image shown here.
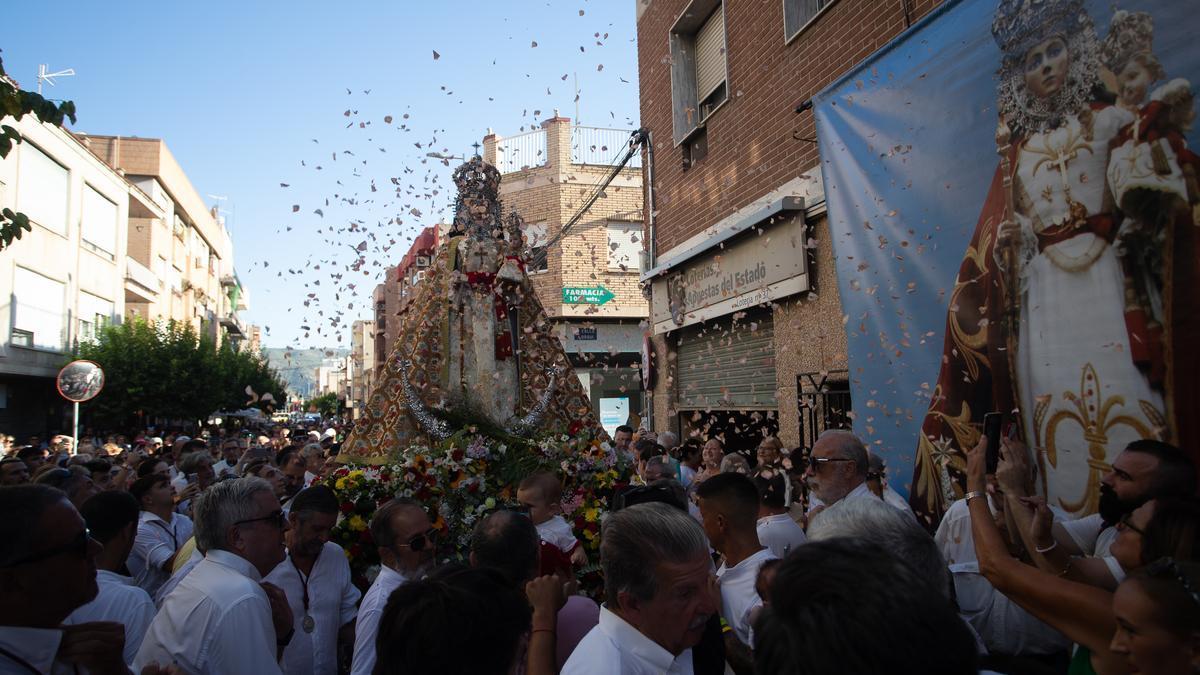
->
[517,470,588,566]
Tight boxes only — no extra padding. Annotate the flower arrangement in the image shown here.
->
[326,428,634,590]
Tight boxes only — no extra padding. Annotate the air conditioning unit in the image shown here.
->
[416,255,430,268]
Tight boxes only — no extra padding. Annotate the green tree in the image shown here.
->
[309,392,341,418]
[0,53,77,250]
[75,318,287,430]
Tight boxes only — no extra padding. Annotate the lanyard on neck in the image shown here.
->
[289,547,322,612]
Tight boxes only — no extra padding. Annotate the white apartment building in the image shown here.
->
[0,119,251,440]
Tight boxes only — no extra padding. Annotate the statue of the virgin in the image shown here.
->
[337,157,603,463]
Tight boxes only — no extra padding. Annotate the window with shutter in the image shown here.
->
[669,0,728,146]
[784,0,834,42]
[694,8,726,102]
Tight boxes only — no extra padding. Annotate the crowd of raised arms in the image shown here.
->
[0,422,1196,675]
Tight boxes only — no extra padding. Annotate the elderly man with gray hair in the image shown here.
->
[562,502,718,674]
[135,476,292,674]
[803,429,873,514]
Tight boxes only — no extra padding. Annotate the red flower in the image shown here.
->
[340,502,355,514]
[568,420,583,436]
[451,448,464,462]
[359,529,374,544]
[467,482,479,494]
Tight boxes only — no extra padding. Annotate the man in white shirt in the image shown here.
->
[63,491,157,666]
[613,425,635,463]
[752,471,807,559]
[866,451,916,516]
[351,498,437,675]
[128,474,194,597]
[265,486,360,675]
[562,502,717,675]
[136,476,293,674]
[696,473,777,663]
[1025,439,1195,589]
[0,484,128,675]
[212,437,243,479]
[803,430,876,513]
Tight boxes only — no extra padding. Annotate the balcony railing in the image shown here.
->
[495,129,548,174]
[125,259,162,295]
[571,126,642,168]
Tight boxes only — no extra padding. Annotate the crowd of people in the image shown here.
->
[1,420,1198,675]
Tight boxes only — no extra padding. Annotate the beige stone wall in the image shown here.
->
[770,215,848,448]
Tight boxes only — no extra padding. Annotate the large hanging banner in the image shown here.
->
[815,0,1199,526]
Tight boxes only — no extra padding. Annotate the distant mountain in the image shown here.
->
[263,347,349,398]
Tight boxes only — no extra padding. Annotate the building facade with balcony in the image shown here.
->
[482,116,647,431]
[348,319,375,419]
[636,0,941,456]
[77,135,250,346]
[0,118,165,438]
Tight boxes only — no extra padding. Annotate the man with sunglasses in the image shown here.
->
[135,476,292,674]
[0,484,130,675]
[350,498,437,675]
[802,430,874,515]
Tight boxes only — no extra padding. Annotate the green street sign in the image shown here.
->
[562,285,615,305]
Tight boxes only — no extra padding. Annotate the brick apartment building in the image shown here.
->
[636,0,941,455]
[371,225,439,380]
[483,116,647,430]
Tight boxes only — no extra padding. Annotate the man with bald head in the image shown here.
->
[350,499,437,675]
[803,430,873,513]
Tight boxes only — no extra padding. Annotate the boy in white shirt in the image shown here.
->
[517,470,588,566]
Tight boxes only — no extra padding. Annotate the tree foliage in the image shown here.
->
[75,318,287,430]
[309,392,341,418]
[0,53,78,251]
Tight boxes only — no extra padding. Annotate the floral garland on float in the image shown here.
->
[324,424,634,595]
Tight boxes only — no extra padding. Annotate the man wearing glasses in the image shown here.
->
[0,484,130,674]
[135,477,293,674]
[803,430,874,516]
[350,499,437,675]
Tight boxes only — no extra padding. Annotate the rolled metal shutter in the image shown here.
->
[694,7,726,101]
[676,313,776,410]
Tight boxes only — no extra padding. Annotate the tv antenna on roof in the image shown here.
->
[37,64,75,95]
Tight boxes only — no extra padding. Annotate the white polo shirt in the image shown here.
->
[561,605,694,674]
[128,511,193,597]
[264,542,361,675]
[716,548,778,646]
[63,569,156,665]
[134,549,282,674]
[350,565,409,675]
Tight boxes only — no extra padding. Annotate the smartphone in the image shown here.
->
[983,412,1004,474]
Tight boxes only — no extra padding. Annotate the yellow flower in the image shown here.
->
[335,477,347,491]
[349,470,365,479]
[348,515,367,532]
[584,507,599,522]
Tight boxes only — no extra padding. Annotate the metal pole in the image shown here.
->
[72,401,79,456]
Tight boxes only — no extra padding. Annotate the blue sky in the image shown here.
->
[4,0,642,349]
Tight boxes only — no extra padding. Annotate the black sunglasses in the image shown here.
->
[235,510,287,530]
[1144,557,1200,608]
[2,528,93,568]
[395,528,438,552]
